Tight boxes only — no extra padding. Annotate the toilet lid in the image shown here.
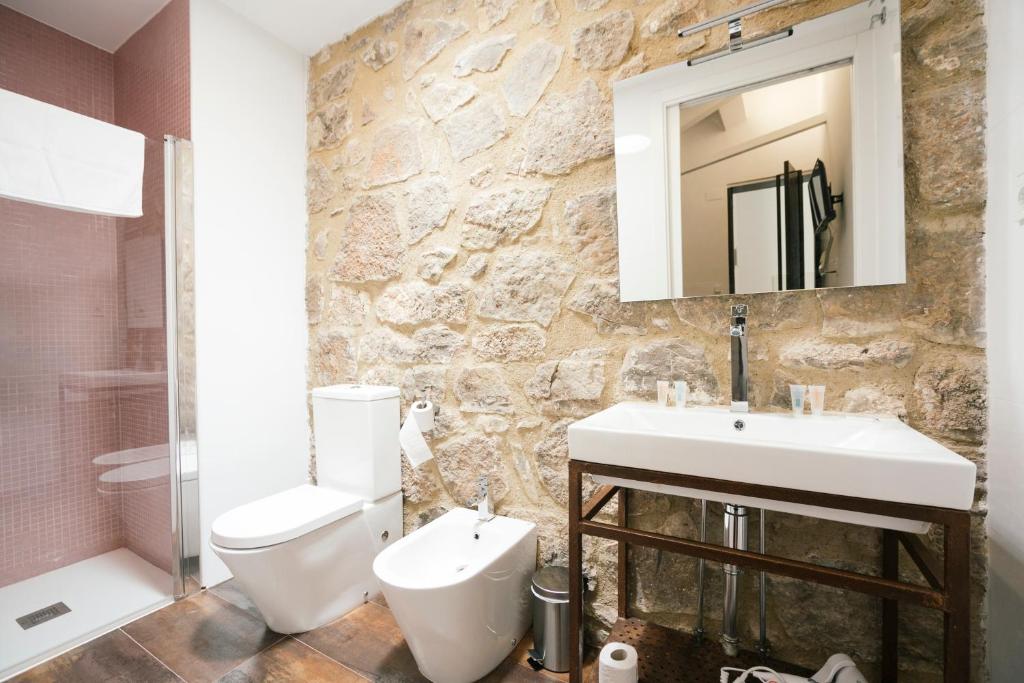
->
[211,484,363,549]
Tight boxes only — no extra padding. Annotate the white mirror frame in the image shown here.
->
[613,0,904,302]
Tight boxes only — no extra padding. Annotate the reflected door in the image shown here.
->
[728,180,780,293]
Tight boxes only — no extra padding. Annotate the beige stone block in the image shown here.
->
[377,281,469,326]
[501,40,563,117]
[904,78,986,208]
[306,160,336,214]
[476,0,517,31]
[472,323,547,361]
[402,18,468,80]
[462,185,553,249]
[510,79,613,176]
[435,433,509,504]
[571,10,635,71]
[441,95,509,161]
[779,338,915,371]
[417,247,458,281]
[568,278,647,335]
[477,248,575,326]
[329,194,404,282]
[913,350,986,442]
[620,339,718,402]
[364,120,423,188]
[452,34,516,77]
[455,365,515,413]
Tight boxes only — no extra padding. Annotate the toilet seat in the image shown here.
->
[211,484,362,549]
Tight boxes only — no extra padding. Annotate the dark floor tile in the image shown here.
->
[481,662,546,682]
[480,633,550,683]
[122,590,282,683]
[483,635,601,683]
[296,602,426,683]
[208,579,263,621]
[216,637,367,682]
[9,629,178,683]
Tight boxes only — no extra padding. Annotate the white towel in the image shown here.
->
[0,88,145,217]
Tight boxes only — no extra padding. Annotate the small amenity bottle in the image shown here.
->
[674,380,688,409]
[657,380,670,406]
[789,384,807,417]
[807,385,826,416]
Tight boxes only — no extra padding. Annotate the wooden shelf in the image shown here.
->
[598,618,812,682]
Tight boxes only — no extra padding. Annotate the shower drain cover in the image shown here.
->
[16,602,71,630]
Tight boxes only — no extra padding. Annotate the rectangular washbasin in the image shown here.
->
[567,403,977,533]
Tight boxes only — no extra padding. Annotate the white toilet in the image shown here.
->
[210,384,403,634]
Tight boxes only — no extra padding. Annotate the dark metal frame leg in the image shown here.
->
[943,515,971,683]
[569,460,584,683]
[882,529,899,682]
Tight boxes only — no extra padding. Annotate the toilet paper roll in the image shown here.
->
[400,401,434,469]
[411,400,435,431]
[598,642,638,683]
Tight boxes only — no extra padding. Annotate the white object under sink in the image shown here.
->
[567,403,977,533]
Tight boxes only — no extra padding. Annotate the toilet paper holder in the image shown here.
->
[413,396,441,416]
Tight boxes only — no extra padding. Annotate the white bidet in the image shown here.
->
[373,508,537,683]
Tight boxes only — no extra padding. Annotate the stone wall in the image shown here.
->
[305,0,988,679]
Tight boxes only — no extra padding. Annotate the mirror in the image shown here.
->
[613,0,905,302]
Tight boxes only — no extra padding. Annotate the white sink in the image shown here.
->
[567,403,976,533]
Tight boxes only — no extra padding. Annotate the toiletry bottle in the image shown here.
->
[657,380,670,407]
[674,380,688,409]
[808,385,826,416]
[789,384,807,417]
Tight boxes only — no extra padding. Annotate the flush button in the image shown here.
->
[734,419,745,431]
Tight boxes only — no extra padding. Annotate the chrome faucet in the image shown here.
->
[730,304,749,413]
[476,476,495,522]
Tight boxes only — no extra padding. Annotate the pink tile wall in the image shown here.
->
[0,200,127,586]
[114,0,191,141]
[0,1,190,586]
[0,8,123,587]
[0,5,115,121]
[113,0,190,575]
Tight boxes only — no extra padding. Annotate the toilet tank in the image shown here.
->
[312,384,401,501]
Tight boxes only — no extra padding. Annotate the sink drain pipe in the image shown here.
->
[722,503,749,656]
[758,509,770,658]
[695,499,708,643]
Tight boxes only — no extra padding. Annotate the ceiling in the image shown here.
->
[0,0,173,52]
[217,0,407,56]
[1,0,406,56]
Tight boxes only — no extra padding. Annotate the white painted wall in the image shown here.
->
[190,0,310,586]
[985,0,1024,677]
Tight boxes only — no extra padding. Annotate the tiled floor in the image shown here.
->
[11,581,598,682]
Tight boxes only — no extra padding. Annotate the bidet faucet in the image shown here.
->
[730,304,749,413]
[476,476,495,522]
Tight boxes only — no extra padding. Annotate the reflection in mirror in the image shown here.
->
[679,64,851,297]
[612,0,905,303]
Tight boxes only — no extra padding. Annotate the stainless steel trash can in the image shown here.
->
[528,566,570,673]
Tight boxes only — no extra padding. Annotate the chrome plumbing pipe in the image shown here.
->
[758,509,769,658]
[695,499,708,643]
[722,503,749,656]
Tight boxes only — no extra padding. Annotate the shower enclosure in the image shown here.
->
[0,134,200,679]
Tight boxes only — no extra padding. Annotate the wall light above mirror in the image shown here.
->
[613,0,904,302]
